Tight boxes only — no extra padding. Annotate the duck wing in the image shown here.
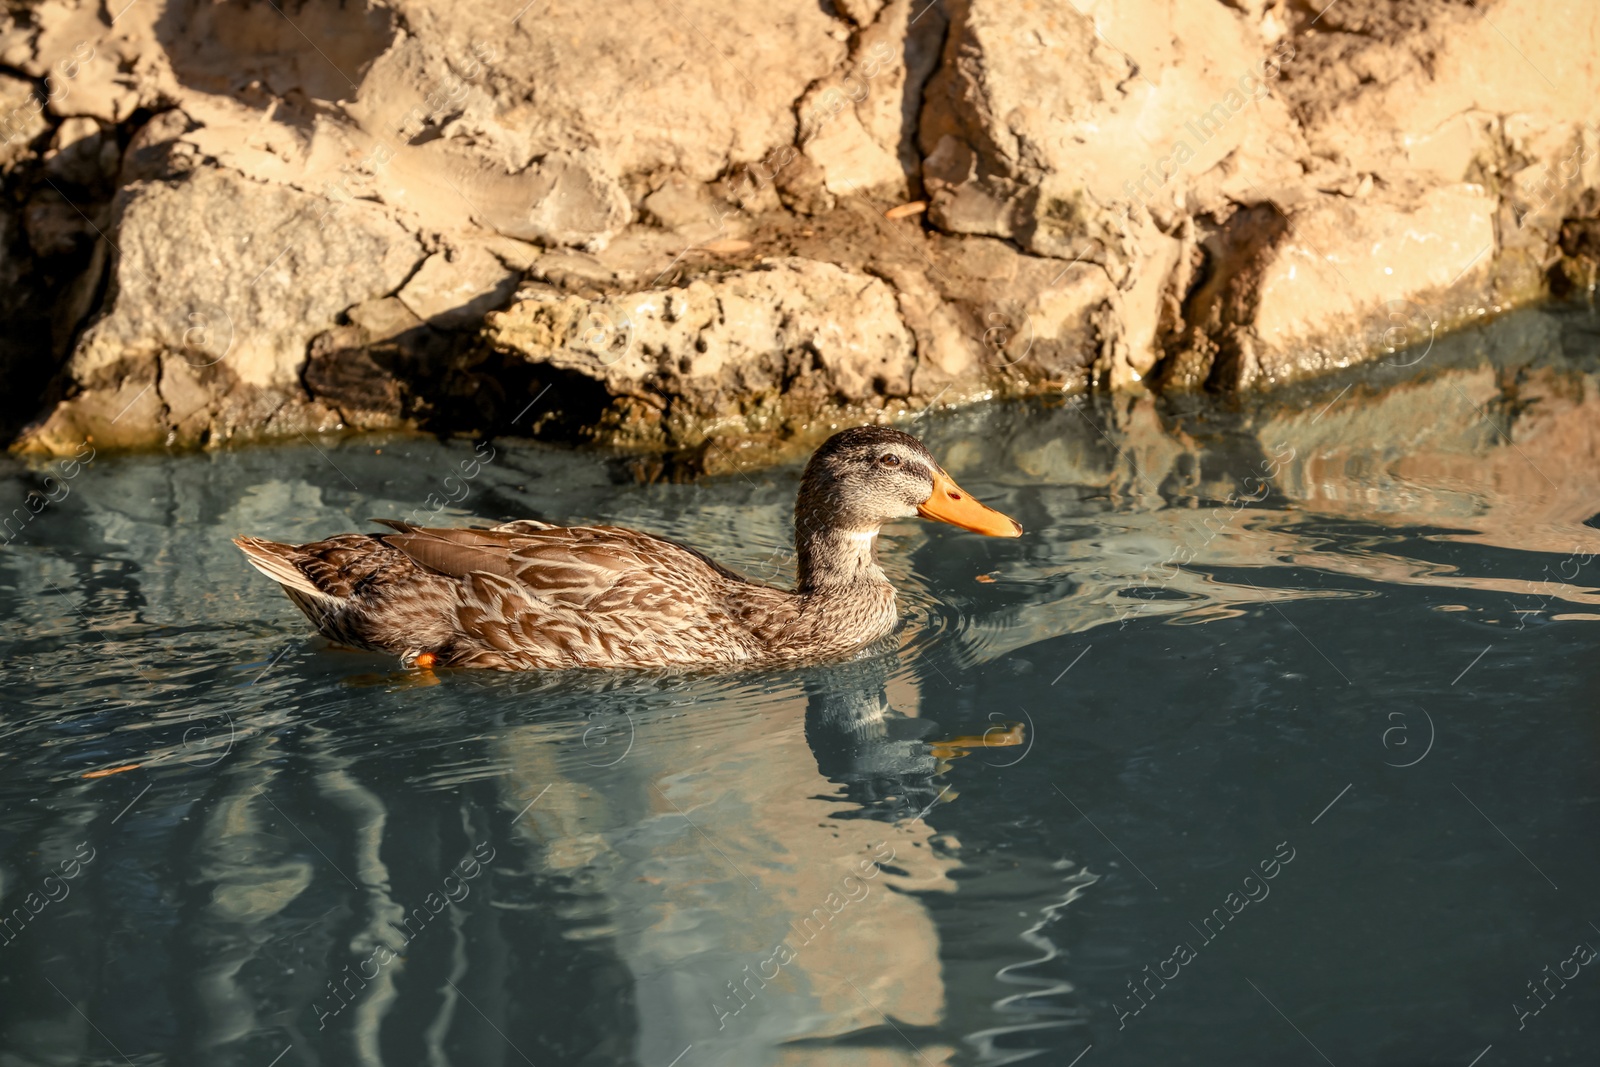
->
[373,521,784,667]
[371,522,528,582]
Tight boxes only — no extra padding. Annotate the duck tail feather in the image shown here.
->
[233,536,329,600]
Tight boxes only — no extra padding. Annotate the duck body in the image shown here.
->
[236,520,898,670]
[235,426,1020,671]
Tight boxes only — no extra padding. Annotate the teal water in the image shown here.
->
[3,303,1600,1066]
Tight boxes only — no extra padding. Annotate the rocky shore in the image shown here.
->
[3,0,1599,468]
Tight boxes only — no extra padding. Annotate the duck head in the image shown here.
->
[796,426,1023,541]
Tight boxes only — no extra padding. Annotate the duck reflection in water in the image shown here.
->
[488,646,1022,1067]
[804,645,1026,819]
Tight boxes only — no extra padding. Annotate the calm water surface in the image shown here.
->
[4,304,1600,1066]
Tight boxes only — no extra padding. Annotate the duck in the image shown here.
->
[233,425,1022,671]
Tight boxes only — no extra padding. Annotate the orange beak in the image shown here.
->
[916,468,1023,537]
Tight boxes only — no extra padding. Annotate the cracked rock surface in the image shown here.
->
[1,0,1598,462]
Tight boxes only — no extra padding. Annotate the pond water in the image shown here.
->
[4,302,1600,1067]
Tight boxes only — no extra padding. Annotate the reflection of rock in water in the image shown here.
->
[0,691,642,1067]
[906,303,1600,668]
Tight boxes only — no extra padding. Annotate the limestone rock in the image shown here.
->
[799,0,943,199]
[22,188,100,257]
[20,167,421,451]
[641,176,719,236]
[3,0,1600,461]
[834,0,887,27]
[492,152,633,252]
[42,115,117,185]
[397,245,520,330]
[1251,185,1498,380]
[486,258,917,450]
[1166,184,1500,390]
[917,0,1306,377]
[0,72,48,168]
[348,296,427,344]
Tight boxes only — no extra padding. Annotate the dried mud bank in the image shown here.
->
[2,0,1599,467]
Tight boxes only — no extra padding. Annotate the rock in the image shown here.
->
[833,0,887,26]
[917,0,1305,377]
[302,295,513,432]
[118,109,201,184]
[1250,185,1499,381]
[1164,184,1501,390]
[397,245,520,330]
[773,153,836,217]
[486,258,917,451]
[303,339,408,430]
[641,176,718,235]
[3,0,1600,462]
[42,116,117,185]
[0,73,48,167]
[920,0,1126,247]
[23,189,100,257]
[347,296,427,343]
[499,152,633,252]
[799,0,941,199]
[880,233,1114,390]
[19,167,421,452]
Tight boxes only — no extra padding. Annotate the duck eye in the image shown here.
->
[877,454,902,468]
